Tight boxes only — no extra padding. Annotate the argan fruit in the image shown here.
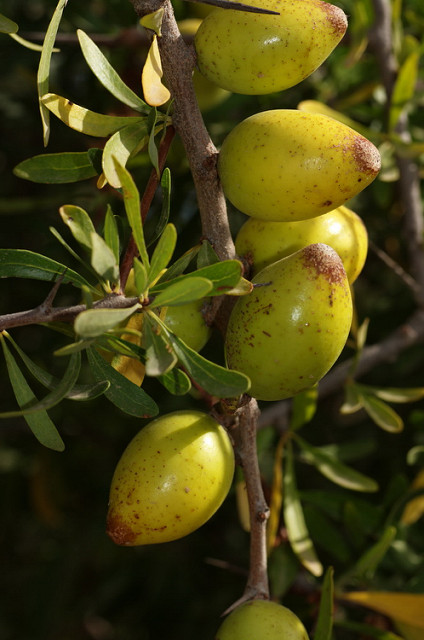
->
[106,410,234,545]
[218,109,381,222]
[235,205,368,283]
[225,244,353,401]
[162,298,212,351]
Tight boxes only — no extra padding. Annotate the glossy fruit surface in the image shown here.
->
[225,244,352,401]
[215,600,310,640]
[194,0,347,95]
[106,410,234,545]
[235,205,368,283]
[218,109,381,222]
[163,299,212,351]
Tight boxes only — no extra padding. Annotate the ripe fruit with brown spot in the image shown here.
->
[218,109,381,222]
[235,205,368,283]
[106,410,234,545]
[225,243,353,401]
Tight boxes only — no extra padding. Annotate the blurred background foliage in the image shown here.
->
[0,0,424,638]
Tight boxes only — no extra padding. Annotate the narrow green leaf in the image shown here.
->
[145,168,172,248]
[77,30,148,113]
[103,206,120,265]
[143,313,177,376]
[102,120,149,188]
[340,381,363,415]
[4,333,109,400]
[295,434,378,492]
[290,387,318,431]
[150,277,213,308]
[151,260,243,297]
[54,340,94,356]
[147,108,160,173]
[359,392,404,433]
[60,204,96,251]
[0,352,81,417]
[162,325,250,398]
[0,13,18,33]
[354,525,397,580]
[335,620,404,640]
[389,51,420,131]
[197,240,220,269]
[156,245,201,283]
[10,33,57,52]
[87,347,158,418]
[90,233,119,283]
[1,337,65,451]
[14,151,99,184]
[283,442,323,577]
[365,385,424,404]
[147,224,177,287]
[41,93,145,137]
[132,258,148,295]
[113,160,150,269]
[37,0,68,146]
[158,367,191,396]
[0,248,92,289]
[314,567,334,640]
[49,226,99,285]
[407,446,424,466]
[304,506,351,563]
[74,304,141,339]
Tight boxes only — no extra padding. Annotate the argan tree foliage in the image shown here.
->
[0,0,424,638]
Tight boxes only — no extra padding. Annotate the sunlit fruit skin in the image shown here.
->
[106,410,234,545]
[225,244,352,401]
[218,110,381,222]
[235,205,368,283]
[194,0,347,95]
[163,299,212,351]
[215,600,310,640]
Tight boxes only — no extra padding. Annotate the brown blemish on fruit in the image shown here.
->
[106,511,137,546]
[322,3,348,36]
[353,136,381,175]
[302,243,346,285]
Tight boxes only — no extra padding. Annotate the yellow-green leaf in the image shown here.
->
[341,592,424,630]
[140,8,164,35]
[401,469,424,525]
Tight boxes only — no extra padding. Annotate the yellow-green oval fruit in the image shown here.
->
[215,600,310,640]
[163,299,212,351]
[235,206,368,283]
[106,410,234,545]
[194,0,347,95]
[218,109,381,222]
[225,243,352,401]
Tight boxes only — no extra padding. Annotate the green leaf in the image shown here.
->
[340,381,363,415]
[37,0,68,146]
[151,260,243,297]
[90,233,119,283]
[314,567,334,640]
[366,385,424,403]
[359,391,404,433]
[335,620,404,640]
[103,206,120,266]
[197,240,220,269]
[77,30,149,114]
[147,223,177,287]
[353,525,397,580]
[54,340,95,356]
[0,13,18,33]
[87,347,158,417]
[1,336,65,451]
[147,108,160,173]
[132,258,148,295]
[14,151,100,184]
[150,277,213,308]
[143,313,177,376]
[304,506,351,563]
[41,93,145,137]
[74,304,141,339]
[113,160,150,270]
[60,204,96,251]
[145,169,172,249]
[295,434,378,492]
[290,387,318,431]
[0,351,81,417]
[407,446,424,466]
[0,248,92,289]
[283,442,323,577]
[389,51,420,131]
[156,245,201,283]
[160,322,249,397]
[158,366,191,396]
[3,333,109,400]
[10,33,58,52]
[102,120,150,188]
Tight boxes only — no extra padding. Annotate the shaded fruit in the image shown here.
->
[162,298,212,351]
[106,410,234,545]
[215,600,310,640]
[194,0,347,95]
[218,109,381,222]
[225,244,352,401]
[235,205,368,283]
